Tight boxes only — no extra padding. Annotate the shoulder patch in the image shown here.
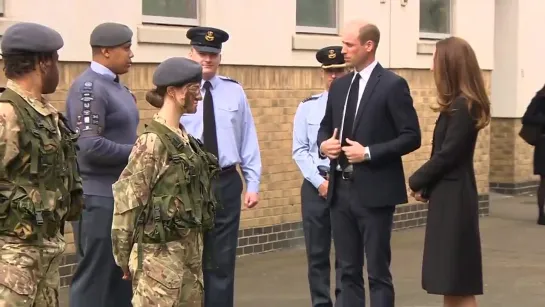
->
[219,76,239,84]
[301,95,319,103]
[79,81,94,110]
[76,81,99,133]
[80,80,94,95]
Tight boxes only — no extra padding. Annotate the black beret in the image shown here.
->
[1,22,64,55]
[316,46,346,69]
[90,22,133,47]
[186,26,229,54]
[153,57,203,87]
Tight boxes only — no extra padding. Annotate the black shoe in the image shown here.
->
[538,215,545,225]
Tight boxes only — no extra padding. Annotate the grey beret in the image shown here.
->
[153,57,203,87]
[1,22,63,55]
[90,22,133,47]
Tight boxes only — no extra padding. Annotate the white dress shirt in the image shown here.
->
[339,60,378,142]
[336,60,378,170]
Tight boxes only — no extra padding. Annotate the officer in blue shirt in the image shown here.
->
[67,22,137,307]
[292,46,349,307]
[182,26,262,307]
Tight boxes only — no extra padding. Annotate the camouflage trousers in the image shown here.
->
[128,229,204,307]
[0,232,66,307]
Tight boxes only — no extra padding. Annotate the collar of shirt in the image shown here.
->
[6,79,56,116]
[200,75,221,90]
[352,60,378,83]
[153,113,189,143]
[90,61,117,81]
[320,91,329,100]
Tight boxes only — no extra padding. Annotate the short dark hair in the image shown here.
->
[92,47,103,57]
[358,24,380,52]
[3,52,55,79]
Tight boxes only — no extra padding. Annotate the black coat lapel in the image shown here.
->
[336,75,354,125]
[352,64,383,133]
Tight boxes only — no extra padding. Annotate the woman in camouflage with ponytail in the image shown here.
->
[111,57,220,307]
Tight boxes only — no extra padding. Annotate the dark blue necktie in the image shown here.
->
[339,73,360,169]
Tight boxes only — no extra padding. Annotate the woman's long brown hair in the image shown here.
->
[432,36,491,130]
[537,83,545,97]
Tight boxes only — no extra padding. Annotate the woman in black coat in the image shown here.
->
[521,84,545,225]
[408,36,491,307]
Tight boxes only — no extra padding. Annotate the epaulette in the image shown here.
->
[219,76,239,84]
[301,95,319,103]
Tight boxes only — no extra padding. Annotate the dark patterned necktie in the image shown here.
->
[338,73,360,169]
[202,81,219,157]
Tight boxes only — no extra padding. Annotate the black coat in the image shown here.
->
[408,97,484,295]
[522,91,545,175]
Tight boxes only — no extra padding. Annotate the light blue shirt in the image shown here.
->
[180,75,262,193]
[90,61,116,80]
[292,91,330,189]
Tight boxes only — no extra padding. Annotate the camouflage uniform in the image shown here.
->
[112,114,219,307]
[0,81,83,306]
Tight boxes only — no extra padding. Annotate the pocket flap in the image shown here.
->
[142,256,183,289]
[0,263,36,296]
[216,101,239,112]
[113,171,150,215]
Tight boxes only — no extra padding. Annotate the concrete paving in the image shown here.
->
[59,193,545,307]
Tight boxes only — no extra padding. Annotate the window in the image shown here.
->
[0,0,4,16]
[142,0,199,26]
[296,0,338,35]
[419,0,452,39]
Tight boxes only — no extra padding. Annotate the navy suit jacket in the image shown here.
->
[317,63,422,207]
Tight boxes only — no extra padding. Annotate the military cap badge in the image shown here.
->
[205,31,215,42]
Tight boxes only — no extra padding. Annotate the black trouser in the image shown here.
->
[203,168,243,307]
[331,173,395,307]
[301,180,342,307]
[69,195,133,307]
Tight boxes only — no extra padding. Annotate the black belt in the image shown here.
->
[220,164,237,175]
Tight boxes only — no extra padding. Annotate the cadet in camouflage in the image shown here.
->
[0,22,84,306]
[111,57,220,307]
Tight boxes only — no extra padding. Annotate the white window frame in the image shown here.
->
[295,0,339,35]
[142,0,199,27]
[419,0,453,40]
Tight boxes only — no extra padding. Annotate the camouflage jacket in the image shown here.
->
[0,80,83,241]
[111,114,220,269]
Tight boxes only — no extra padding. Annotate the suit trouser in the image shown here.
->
[203,169,243,307]
[331,173,395,307]
[301,179,342,307]
[69,195,133,307]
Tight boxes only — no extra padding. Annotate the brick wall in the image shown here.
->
[489,118,538,194]
[0,63,491,286]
